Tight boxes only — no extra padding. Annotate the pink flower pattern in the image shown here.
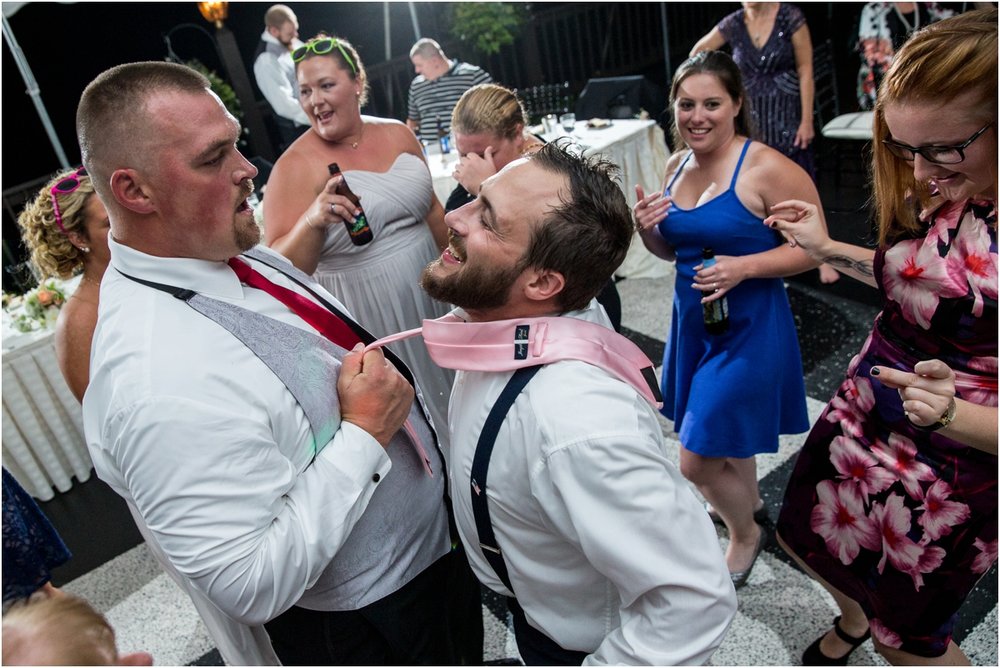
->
[810,480,881,565]
[830,435,895,500]
[869,618,903,649]
[883,239,956,329]
[825,377,876,438]
[870,433,936,500]
[795,198,996,643]
[946,204,999,317]
[917,480,971,542]
[870,494,923,575]
[972,539,997,575]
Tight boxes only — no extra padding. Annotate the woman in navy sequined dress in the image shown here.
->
[692,2,815,177]
[692,3,841,283]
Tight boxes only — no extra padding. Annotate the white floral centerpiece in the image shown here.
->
[3,279,69,333]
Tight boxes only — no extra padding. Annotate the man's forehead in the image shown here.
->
[482,159,567,226]
[144,89,239,149]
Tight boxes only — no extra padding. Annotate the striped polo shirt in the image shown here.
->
[407,60,492,142]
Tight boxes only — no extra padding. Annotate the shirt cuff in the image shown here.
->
[319,421,392,485]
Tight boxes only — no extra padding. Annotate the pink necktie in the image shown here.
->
[365,314,663,408]
[229,257,433,476]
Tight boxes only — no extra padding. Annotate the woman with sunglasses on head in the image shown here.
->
[766,9,996,664]
[17,168,110,402]
[264,34,454,439]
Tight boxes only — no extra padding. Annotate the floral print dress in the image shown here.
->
[777,198,997,657]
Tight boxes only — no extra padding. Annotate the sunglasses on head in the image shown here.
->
[50,167,87,234]
[291,37,357,75]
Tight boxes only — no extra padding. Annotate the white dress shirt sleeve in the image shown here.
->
[103,394,390,625]
[254,52,310,126]
[539,430,737,665]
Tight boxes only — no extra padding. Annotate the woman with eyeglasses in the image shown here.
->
[766,9,996,665]
[17,168,110,402]
[263,34,454,439]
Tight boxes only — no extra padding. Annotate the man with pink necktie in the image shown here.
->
[418,142,738,665]
[77,61,480,666]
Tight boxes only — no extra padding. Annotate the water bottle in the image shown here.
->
[328,163,373,246]
[701,247,729,335]
[436,115,451,155]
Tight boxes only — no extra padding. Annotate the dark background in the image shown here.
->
[3,1,978,292]
[2,2,871,191]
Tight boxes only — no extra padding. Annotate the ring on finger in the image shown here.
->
[330,202,336,214]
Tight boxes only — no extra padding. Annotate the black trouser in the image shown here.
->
[264,548,483,665]
[507,598,588,666]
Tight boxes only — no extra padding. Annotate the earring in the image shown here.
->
[79,246,91,254]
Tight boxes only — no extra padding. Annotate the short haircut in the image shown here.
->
[76,61,210,202]
[410,37,445,60]
[2,592,118,665]
[264,4,295,29]
[452,83,528,141]
[669,50,756,150]
[872,7,998,245]
[523,140,632,312]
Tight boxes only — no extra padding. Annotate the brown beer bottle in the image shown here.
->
[328,163,373,246]
[701,248,729,335]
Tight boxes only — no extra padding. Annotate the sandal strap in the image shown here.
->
[832,615,871,647]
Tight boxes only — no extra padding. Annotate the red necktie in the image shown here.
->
[228,257,433,476]
[228,257,362,350]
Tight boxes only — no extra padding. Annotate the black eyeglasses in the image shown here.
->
[291,38,357,75]
[882,123,992,165]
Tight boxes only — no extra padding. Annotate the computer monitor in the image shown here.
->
[575,76,666,121]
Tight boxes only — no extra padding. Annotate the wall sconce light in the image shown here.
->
[197,1,228,29]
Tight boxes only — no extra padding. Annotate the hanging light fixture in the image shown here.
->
[197,1,228,29]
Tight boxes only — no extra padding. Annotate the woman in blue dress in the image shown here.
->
[634,50,820,587]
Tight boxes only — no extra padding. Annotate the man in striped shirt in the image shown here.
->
[406,39,492,143]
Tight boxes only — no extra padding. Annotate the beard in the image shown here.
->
[233,180,261,251]
[421,256,522,311]
[234,219,261,252]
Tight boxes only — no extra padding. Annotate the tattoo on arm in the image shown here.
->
[822,255,874,277]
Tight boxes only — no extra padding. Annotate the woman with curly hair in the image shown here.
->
[17,167,109,401]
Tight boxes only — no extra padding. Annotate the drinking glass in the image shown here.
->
[560,113,576,133]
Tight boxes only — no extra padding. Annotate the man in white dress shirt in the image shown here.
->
[420,143,737,665]
[76,61,476,666]
[253,4,309,150]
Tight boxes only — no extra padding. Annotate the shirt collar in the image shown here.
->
[260,31,303,50]
[109,236,245,300]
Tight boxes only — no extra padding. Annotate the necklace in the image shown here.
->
[893,3,920,35]
[745,4,777,48]
[346,123,364,150]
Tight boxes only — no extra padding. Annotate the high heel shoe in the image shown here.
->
[801,615,870,665]
[729,525,767,589]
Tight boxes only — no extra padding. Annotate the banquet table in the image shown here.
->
[3,279,92,501]
[425,118,672,279]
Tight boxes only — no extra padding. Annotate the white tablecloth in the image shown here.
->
[822,111,874,140]
[426,119,672,279]
[3,280,92,501]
